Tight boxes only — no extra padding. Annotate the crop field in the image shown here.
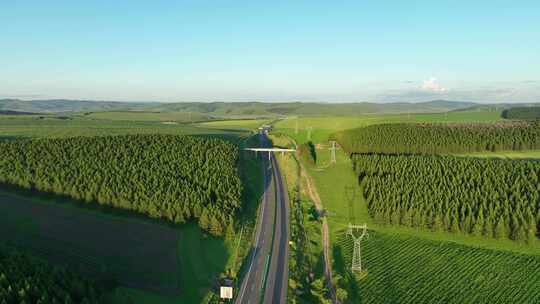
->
[334,231,540,304]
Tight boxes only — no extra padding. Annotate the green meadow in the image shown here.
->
[274,108,504,145]
[85,111,211,122]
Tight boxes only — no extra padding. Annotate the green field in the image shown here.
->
[85,111,212,122]
[411,107,502,122]
[196,118,270,130]
[0,189,236,304]
[0,115,250,139]
[274,108,502,145]
[335,231,540,304]
[271,110,539,303]
[0,116,265,303]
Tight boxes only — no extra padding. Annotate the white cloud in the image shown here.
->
[421,77,447,92]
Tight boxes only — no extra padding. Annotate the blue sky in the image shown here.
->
[1,1,539,102]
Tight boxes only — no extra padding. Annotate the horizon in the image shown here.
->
[0,97,538,105]
[1,98,537,105]
[1,1,539,103]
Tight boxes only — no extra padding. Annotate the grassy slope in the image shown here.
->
[0,116,265,304]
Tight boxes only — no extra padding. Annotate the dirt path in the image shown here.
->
[299,163,338,304]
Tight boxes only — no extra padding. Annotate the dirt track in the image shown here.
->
[299,162,338,304]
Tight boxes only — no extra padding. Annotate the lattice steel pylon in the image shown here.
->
[347,223,368,272]
[307,126,313,141]
[329,141,337,164]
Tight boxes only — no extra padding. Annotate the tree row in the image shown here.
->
[0,135,242,236]
[352,154,540,241]
[502,106,540,120]
[0,248,113,303]
[336,122,540,155]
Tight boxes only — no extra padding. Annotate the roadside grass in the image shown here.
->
[269,135,324,303]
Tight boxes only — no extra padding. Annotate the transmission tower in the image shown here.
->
[347,223,368,272]
[307,127,313,141]
[329,141,337,164]
[295,119,299,134]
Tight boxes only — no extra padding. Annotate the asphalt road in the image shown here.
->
[236,131,290,304]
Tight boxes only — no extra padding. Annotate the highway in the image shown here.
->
[236,130,290,304]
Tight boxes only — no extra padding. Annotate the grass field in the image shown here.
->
[273,108,503,145]
[85,111,211,122]
[0,115,251,140]
[196,118,270,130]
[411,107,502,123]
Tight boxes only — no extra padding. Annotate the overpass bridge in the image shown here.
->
[244,148,296,159]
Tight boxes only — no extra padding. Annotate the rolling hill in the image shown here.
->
[0,99,479,117]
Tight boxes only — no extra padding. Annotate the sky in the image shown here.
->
[1,1,539,103]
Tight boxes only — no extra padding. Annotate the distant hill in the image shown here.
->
[0,98,479,116]
[0,99,149,113]
[0,110,39,115]
[148,100,477,116]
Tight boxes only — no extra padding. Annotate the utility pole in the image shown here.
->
[329,141,337,164]
[347,223,368,272]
